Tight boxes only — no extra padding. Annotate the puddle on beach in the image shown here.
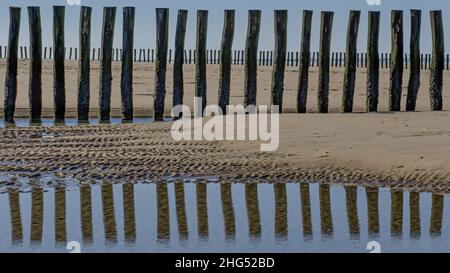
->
[0,118,158,128]
[0,180,449,253]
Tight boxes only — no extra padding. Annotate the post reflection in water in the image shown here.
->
[391,191,404,238]
[30,188,44,247]
[299,183,312,240]
[174,182,189,240]
[55,187,67,246]
[8,190,23,245]
[220,183,236,240]
[80,186,93,245]
[101,184,118,244]
[319,184,333,238]
[344,186,360,239]
[409,192,421,238]
[156,184,170,242]
[196,183,209,239]
[274,183,288,239]
[366,187,379,237]
[430,194,444,237]
[245,184,261,239]
[122,184,136,244]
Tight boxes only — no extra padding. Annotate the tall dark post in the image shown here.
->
[297,10,313,113]
[342,10,360,113]
[367,11,380,112]
[389,11,403,112]
[77,6,92,122]
[121,7,135,122]
[53,6,65,122]
[317,11,334,113]
[173,10,188,111]
[28,7,42,123]
[99,7,116,122]
[406,10,421,111]
[218,10,235,114]
[271,10,288,112]
[153,8,169,121]
[195,10,208,115]
[4,7,21,123]
[243,10,261,108]
[429,10,444,111]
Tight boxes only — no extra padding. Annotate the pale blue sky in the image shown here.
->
[0,0,447,53]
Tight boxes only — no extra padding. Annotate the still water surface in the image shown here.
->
[0,181,449,253]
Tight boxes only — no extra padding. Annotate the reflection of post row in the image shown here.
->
[4,183,447,247]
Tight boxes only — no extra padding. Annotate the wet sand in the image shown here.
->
[0,112,449,194]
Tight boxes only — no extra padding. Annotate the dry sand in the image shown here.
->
[0,112,449,194]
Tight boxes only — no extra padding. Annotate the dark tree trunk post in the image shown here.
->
[121,7,135,122]
[429,10,444,111]
[153,8,169,121]
[389,11,404,112]
[77,6,92,123]
[297,10,313,113]
[243,10,261,108]
[271,10,288,112]
[4,7,21,123]
[173,10,188,113]
[406,9,421,111]
[99,7,116,122]
[367,11,380,112]
[342,10,360,113]
[318,11,334,113]
[28,7,42,123]
[195,10,208,115]
[53,6,65,122]
[218,10,235,114]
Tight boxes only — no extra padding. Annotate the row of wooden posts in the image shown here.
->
[2,7,446,124]
[1,45,448,70]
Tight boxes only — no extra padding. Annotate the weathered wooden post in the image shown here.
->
[92,48,95,61]
[53,6,65,122]
[153,8,169,121]
[20,46,23,59]
[367,11,380,112]
[99,7,116,122]
[121,7,135,122]
[3,7,21,123]
[43,47,47,59]
[195,10,208,115]
[271,10,288,111]
[218,10,235,114]
[244,10,261,108]
[173,10,188,113]
[297,10,313,113]
[406,9,421,112]
[342,10,360,113]
[389,10,404,112]
[77,6,92,123]
[69,47,72,60]
[317,11,334,113]
[28,7,42,123]
[429,10,444,111]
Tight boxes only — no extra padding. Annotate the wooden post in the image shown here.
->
[53,6,65,122]
[217,10,235,114]
[367,11,380,112]
[153,8,169,121]
[271,10,288,111]
[121,7,135,122]
[342,10,360,113]
[28,7,42,123]
[3,7,21,123]
[99,7,116,122]
[331,52,335,67]
[92,48,95,61]
[244,10,261,107]
[389,10,404,112]
[447,54,449,70]
[195,10,208,115]
[429,10,444,111]
[77,6,92,122]
[173,10,188,112]
[406,9,421,111]
[318,11,334,113]
[69,47,72,60]
[297,10,313,113]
